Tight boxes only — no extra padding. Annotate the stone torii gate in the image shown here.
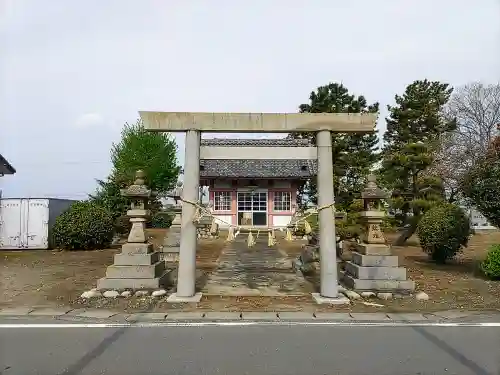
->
[140,112,376,304]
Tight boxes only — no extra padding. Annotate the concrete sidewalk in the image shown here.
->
[1,306,499,324]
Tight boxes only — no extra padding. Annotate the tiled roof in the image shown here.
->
[200,159,317,178]
[200,138,312,147]
[0,154,16,175]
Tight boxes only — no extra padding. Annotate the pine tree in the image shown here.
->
[292,83,380,210]
[381,79,456,245]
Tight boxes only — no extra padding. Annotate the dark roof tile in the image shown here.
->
[200,159,317,178]
[200,138,312,147]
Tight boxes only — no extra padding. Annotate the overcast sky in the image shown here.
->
[1,0,499,199]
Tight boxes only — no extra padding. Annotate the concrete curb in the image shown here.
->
[1,307,498,323]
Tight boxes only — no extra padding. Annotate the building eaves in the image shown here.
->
[200,159,317,178]
[0,154,16,175]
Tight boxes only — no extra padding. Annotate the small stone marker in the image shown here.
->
[103,290,119,298]
[377,292,393,300]
[152,289,167,297]
[415,291,429,301]
[81,289,101,299]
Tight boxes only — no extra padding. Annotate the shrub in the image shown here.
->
[297,206,363,241]
[381,215,399,232]
[114,214,131,236]
[150,211,174,228]
[52,201,114,250]
[416,203,471,263]
[481,244,500,280]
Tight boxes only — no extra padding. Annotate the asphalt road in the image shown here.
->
[1,319,499,375]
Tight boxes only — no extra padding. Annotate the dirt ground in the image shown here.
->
[0,229,225,310]
[1,229,500,313]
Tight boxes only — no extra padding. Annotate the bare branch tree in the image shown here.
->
[429,82,500,201]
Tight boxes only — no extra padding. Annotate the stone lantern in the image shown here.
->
[161,180,184,262]
[121,170,157,243]
[360,174,387,245]
[342,174,414,294]
[97,170,170,291]
[167,180,184,226]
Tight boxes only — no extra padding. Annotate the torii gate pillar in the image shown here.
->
[173,129,201,301]
[140,112,376,304]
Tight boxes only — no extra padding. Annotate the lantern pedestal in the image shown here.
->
[342,240,415,293]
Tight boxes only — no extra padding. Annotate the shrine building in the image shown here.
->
[199,138,316,228]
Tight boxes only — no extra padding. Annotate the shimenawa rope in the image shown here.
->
[178,198,334,247]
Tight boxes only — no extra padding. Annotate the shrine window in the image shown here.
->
[214,191,231,211]
[273,191,291,211]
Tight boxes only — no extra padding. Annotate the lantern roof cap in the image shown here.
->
[121,170,154,198]
[361,174,387,199]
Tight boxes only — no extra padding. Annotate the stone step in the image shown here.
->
[355,243,391,255]
[351,252,399,267]
[113,252,159,266]
[342,272,415,292]
[121,242,154,255]
[105,261,166,279]
[344,262,407,280]
[159,253,179,263]
[97,269,173,290]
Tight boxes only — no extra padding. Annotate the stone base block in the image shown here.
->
[345,262,407,280]
[166,292,202,303]
[163,234,180,248]
[312,293,350,305]
[160,244,180,253]
[97,270,172,290]
[105,261,165,279]
[351,252,399,267]
[356,243,391,255]
[114,252,159,266]
[161,243,180,251]
[300,245,319,263]
[342,273,415,292]
[121,242,154,255]
[159,253,180,263]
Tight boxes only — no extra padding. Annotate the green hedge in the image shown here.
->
[150,211,174,228]
[481,244,500,280]
[417,203,471,263]
[52,201,114,250]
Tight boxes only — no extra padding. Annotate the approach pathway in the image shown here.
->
[203,236,312,296]
[202,237,314,296]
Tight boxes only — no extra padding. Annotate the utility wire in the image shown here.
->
[12,160,109,166]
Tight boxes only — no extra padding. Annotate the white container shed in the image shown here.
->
[0,198,76,250]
